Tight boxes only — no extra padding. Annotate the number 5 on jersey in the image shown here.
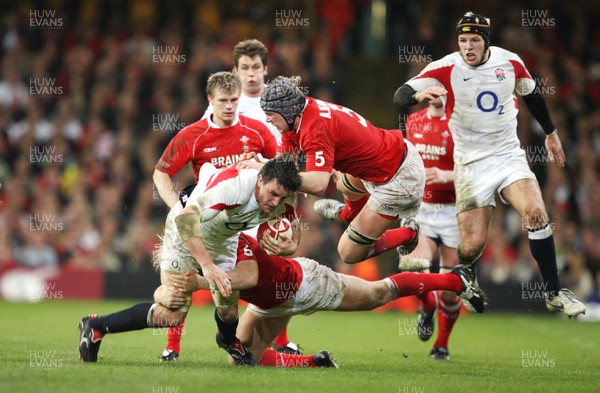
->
[314,151,325,167]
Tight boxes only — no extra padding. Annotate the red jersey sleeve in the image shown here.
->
[258,125,277,159]
[155,128,194,176]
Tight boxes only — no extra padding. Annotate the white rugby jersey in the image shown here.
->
[181,163,296,271]
[406,46,536,165]
[203,93,281,142]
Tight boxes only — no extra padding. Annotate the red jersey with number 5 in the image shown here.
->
[406,109,455,203]
[279,97,406,183]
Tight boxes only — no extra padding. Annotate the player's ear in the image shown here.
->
[263,65,268,76]
[232,67,238,75]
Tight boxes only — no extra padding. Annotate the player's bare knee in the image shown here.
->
[441,290,459,302]
[217,306,238,323]
[458,242,484,265]
[152,304,186,326]
[524,206,548,228]
[338,245,366,264]
[373,283,392,308]
[459,236,485,257]
[340,223,378,263]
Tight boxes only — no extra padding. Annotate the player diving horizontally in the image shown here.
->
[155,231,487,367]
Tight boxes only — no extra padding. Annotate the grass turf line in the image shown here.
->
[0,299,598,393]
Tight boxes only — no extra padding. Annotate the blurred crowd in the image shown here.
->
[0,0,599,303]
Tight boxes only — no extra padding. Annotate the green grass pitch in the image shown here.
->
[0,300,598,393]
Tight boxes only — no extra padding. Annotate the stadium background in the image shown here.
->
[0,0,599,314]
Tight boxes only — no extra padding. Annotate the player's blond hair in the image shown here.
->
[206,71,241,96]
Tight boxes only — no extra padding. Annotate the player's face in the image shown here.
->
[264,111,292,133]
[208,88,240,127]
[235,55,267,97]
[255,177,291,215]
[458,34,487,66]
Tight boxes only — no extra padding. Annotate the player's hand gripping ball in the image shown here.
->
[257,218,293,255]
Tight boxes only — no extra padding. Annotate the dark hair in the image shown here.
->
[259,155,302,193]
[233,39,268,68]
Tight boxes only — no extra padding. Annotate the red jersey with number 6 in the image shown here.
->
[279,97,406,183]
[236,233,303,310]
[406,109,455,204]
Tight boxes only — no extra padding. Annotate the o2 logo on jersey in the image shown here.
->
[225,222,249,231]
[476,91,506,115]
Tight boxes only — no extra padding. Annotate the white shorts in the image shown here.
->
[158,207,239,308]
[417,202,460,249]
[159,206,200,275]
[454,148,537,213]
[363,140,425,219]
[247,257,346,317]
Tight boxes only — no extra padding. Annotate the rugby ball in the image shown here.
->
[257,217,293,245]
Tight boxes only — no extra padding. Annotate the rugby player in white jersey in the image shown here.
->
[78,157,302,365]
[202,39,280,143]
[394,11,585,317]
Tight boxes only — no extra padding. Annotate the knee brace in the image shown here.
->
[345,223,379,246]
[341,173,367,195]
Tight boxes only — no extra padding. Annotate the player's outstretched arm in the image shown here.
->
[299,171,332,196]
[394,85,448,106]
[170,261,259,292]
[175,206,232,297]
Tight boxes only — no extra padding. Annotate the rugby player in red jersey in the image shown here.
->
[402,97,462,360]
[157,233,486,367]
[239,76,426,266]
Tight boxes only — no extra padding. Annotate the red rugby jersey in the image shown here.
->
[405,108,455,204]
[236,233,303,310]
[155,115,277,181]
[279,97,406,183]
